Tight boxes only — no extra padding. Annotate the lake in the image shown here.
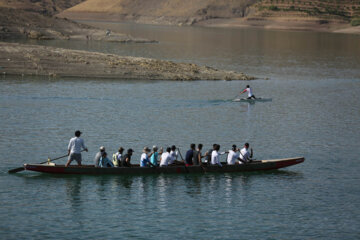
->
[1,23,360,239]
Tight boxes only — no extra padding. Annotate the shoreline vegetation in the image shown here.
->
[0,42,255,81]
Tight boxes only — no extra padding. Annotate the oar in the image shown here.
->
[177,148,189,173]
[8,150,85,173]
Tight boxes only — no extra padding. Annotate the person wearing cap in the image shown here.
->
[94,146,105,167]
[140,147,151,167]
[149,145,162,167]
[160,147,172,167]
[99,152,114,168]
[240,143,253,163]
[66,130,88,167]
[121,149,134,167]
[240,85,256,99]
[227,145,241,165]
[112,147,124,167]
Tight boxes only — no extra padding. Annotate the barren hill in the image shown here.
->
[59,0,360,32]
[59,0,257,25]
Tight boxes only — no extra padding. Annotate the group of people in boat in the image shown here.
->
[65,130,254,168]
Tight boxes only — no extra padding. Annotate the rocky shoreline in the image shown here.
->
[0,42,255,81]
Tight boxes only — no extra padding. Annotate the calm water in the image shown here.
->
[1,24,360,239]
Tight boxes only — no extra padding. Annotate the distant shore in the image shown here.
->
[0,42,255,81]
[58,11,360,35]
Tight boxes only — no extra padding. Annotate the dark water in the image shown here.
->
[1,24,360,239]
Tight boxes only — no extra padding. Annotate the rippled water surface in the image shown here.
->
[1,24,360,239]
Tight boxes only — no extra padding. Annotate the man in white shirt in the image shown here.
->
[160,147,172,167]
[66,130,88,167]
[211,144,226,167]
[240,143,253,163]
[240,85,256,99]
[169,145,178,165]
[227,145,241,165]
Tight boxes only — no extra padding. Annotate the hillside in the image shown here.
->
[59,0,360,32]
[0,0,154,41]
[59,0,257,25]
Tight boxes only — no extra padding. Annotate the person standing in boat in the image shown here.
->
[240,85,256,99]
[121,148,134,167]
[140,147,151,167]
[94,146,105,167]
[99,152,114,167]
[240,143,253,163]
[227,145,241,165]
[211,144,226,167]
[185,144,196,166]
[160,147,172,167]
[66,130,88,167]
[112,147,124,167]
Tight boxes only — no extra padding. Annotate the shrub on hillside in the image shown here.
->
[351,18,360,26]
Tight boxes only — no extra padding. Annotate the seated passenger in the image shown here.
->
[149,145,162,167]
[112,147,124,167]
[99,152,114,168]
[192,143,203,165]
[121,149,134,167]
[94,146,105,167]
[169,145,179,165]
[185,143,196,166]
[140,147,151,167]
[211,144,226,167]
[160,147,172,167]
[227,145,240,165]
[239,143,253,163]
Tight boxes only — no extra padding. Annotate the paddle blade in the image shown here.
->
[8,167,25,174]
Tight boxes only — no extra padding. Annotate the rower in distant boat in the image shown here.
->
[211,144,226,167]
[149,145,162,167]
[169,145,179,165]
[112,147,124,167]
[192,144,203,165]
[240,143,253,163]
[66,130,88,167]
[204,144,217,165]
[185,144,196,166]
[99,152,114,168]
[160,147,172,167]
[240,85,256,99]
[94,146,105,168]
[140,147,151,167]
[121,149,134,167]
[227,145,241,165]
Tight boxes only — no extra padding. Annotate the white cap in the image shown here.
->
[100,146,105,151]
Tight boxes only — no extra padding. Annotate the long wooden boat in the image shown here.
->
[23,157,304,175]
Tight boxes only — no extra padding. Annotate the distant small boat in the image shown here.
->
[233,98,272,102]
[23,157,304,175]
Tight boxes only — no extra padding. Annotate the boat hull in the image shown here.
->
[24,157,304,175]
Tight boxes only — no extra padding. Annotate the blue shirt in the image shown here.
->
[150,152,158,166]
[99,157,114,168]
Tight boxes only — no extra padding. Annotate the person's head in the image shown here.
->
[244,143,249,149]
[75,130,82,137]
[166,147,171,153]
[190,143,195,150]
[171,145,176,151]
[100,146,105,152]
[153,145,158,152]
[215,144,220,151]
[118,147,124,153]
[232,144,237,151]
[212,144,217,150]
[102,151,107,157]
[128,148,134,155]
[198,144,203,150]
[143,147,150,153]
[246,85,250,88]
